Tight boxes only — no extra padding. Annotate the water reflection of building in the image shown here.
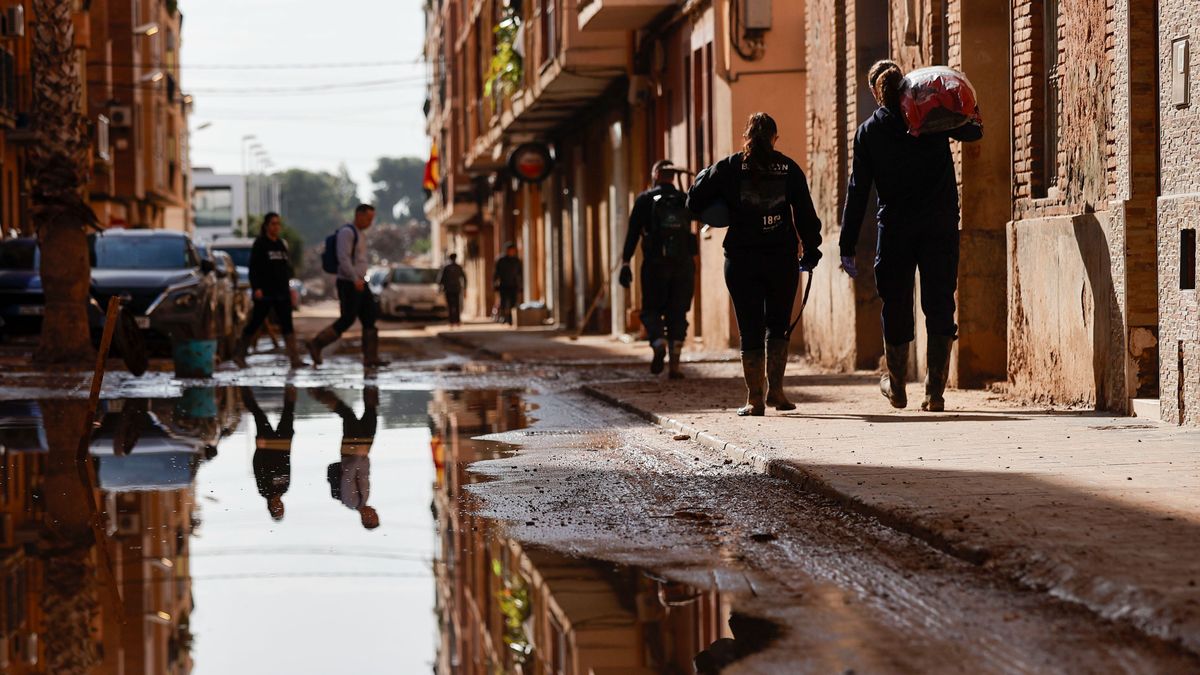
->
[0,390,238,673]
[430,390,731,674]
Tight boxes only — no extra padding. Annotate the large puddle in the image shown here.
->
[0,386,759,674]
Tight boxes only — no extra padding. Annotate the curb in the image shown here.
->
[580,384,1198,656]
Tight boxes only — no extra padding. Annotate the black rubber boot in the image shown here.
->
[232,335,250,369]
[362,328,388,368]
[881,341,910,409]
[737,351,767,417]
[650,339,667,375]
[765,339,796,411]
[667,341,684,380]
[922,335,955,412]
[284,334,305,370]
[307,327,337,367]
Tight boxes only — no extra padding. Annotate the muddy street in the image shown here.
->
[0,332,1196,674]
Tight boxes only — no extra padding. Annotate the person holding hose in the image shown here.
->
[233,212,303,369]
[840,60,982,412]
[687,113,823,416]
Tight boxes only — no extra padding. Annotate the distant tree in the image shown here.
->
[369,157,427,224]
[277,167,361,245]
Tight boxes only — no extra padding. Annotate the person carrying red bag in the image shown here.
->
[839,60,983,413]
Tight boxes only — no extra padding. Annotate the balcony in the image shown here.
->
[578,0,677,32]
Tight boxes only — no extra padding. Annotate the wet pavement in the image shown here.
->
[0,337,1198,673]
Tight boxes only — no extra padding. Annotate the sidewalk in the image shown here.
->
[434,323,740,365]
[461,329,1200,654]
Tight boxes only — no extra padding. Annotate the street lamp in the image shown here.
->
[133,22,160,37]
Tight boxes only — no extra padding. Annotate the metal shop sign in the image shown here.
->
[508,143,554,184]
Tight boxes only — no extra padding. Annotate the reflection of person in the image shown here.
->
[234,212,303,369]
[312,386,380,530]
[620,160,697,379]
[687,113,823,416]
[243,386,296,521]
[437,253,467,326]
[307,204,387,368]
[492,242,522,325]
[839,60,983,412]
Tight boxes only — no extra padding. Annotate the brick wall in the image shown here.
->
[1158,0,1200,425]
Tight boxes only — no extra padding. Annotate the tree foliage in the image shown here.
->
[276,165,360,245]
[368,157,427,224]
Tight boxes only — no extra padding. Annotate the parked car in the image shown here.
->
[378,266,448,319]
[196,243,249,355]
[0,237,43,336]
[88,230,223,349]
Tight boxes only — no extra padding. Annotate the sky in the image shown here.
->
[183,0,430,200]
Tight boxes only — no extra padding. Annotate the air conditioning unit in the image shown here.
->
[109,106,133,128]
[0,6,24,38]
[115,512,140,537]
[743,0,771,31]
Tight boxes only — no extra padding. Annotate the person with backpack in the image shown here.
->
[437,253,467,326]
[619,159,697,378]
[233,213,303,369]
[308,204,386,367]
[687,113,823,416]
[839,60,982,412]
[312,386,380,530]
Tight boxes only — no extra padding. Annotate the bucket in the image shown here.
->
[172,339,217,378]
[175,387,217,419]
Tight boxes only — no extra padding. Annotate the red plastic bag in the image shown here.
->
[900,66,982,137]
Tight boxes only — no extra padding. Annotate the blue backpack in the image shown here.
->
[321,224,359,274]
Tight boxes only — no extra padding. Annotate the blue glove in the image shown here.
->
[840,256,858,279]
[798,255,820,273]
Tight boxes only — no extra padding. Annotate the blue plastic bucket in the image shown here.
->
[175,387,217,419]
[172,339,217,379]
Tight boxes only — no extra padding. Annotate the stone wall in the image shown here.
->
[1158,0,1200,425]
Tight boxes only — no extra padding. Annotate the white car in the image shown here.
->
[378,266,448,319]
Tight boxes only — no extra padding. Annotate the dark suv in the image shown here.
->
[89,230,222,346]
[0,238,43,336]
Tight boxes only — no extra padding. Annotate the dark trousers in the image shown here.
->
[874,222,959,345]
[242,295,294,338]
[445,291,463,324]
[640,258,695,342]
[331,279,378,335]
[724,249,800,353]
[497,286,519,323]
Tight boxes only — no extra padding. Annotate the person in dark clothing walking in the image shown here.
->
[312,386,380,530]
[437,253,467,326]
[840,60,983,412]
[620,159,697,378]
[687,113,823,416]
[233,213,303,369]
[308,204,387,368]
[242,385,297,521]
[493,243,522,324]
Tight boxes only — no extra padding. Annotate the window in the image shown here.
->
[1035,0,1061,195]
[194,186,234,229]
[90,236,192,270]
[540,0,558,66]
[96,114,111,162]
[1182,229,1196,291]
[690,44,714,168]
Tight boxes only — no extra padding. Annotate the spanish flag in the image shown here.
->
[423,143,440,193]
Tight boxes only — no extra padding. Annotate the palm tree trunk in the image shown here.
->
[30,0,96,364]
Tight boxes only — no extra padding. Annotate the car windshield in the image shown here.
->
[392,268,439,284]
[0,240,36,270]
[92,236,193,270]
[214,247,252,268]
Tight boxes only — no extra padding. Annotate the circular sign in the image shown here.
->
[508,143,554,184]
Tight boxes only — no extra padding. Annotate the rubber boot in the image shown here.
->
[922,334,955,412]
[736,351,766,417]
[881,341,910,409]
[284,334,305,370]
[307,327,337,367]
[765,339,796,411]
[667,341,684,380]
[362,328,388,368]
[649,338,667,375]
[232,335,250,369]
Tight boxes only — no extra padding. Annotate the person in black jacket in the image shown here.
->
[687,113,823,416]
[840,60,983,412]
[619,159,697,378]
[493,243,522,324]
[234,213,303,368]
[243,385,296,521]
[437,253,467,326]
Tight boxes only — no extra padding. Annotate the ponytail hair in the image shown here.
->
[868,59,904,111]
[741,112,778,172]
